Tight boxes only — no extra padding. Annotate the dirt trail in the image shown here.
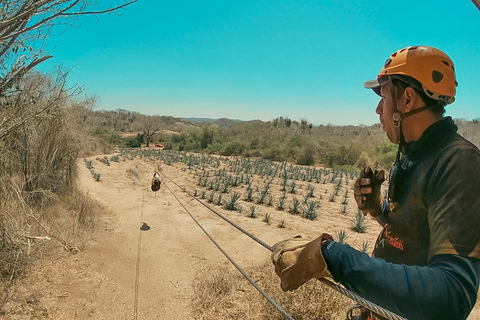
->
[22,157,285,320]
[4,155,478,319]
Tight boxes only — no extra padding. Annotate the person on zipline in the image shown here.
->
[151,171,161,192]
[271,46,480,320]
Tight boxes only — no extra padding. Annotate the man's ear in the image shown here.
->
[402,87,417,113]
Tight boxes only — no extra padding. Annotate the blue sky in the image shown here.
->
[41,0,480,125]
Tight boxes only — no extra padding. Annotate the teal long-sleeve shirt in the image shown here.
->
[322,240,480,320]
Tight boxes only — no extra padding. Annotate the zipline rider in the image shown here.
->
[271,46,480,320]
[151,171,161,192]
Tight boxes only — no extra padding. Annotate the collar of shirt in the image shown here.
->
[401,116,458,162]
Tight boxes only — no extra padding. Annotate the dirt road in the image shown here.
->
[57,157,281,319]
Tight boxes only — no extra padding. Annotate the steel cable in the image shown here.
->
[162,173,407,320]
[164,183,295,320]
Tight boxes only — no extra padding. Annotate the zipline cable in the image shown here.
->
[133,189,145,320]
[162,173,407,320]
[164,183,295,320]
[163,174,272,251]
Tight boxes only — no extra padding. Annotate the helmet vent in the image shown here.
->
[442,60,450,67]
[432,71,443,83]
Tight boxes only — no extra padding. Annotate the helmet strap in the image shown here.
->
[388,77,402,129]
[393,112,402,127]
[402,106,427,118]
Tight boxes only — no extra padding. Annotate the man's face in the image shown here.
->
[376,82,401,144]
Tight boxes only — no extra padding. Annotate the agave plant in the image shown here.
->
[307,184,315,198]
[290,197,301,215]
[225,192,242,211]
[245,188,255,202]
[289,181,297,194]
[216,194,223,206]
[257,190,268,205]
[248,205,259,218]
[359,240,371,253]
[329,193,336,202]
[207,191,216,203]
[334,229,349,244]
[277,192,286,211]
[304,200,320,221]
[263,212,271,224]
[351,210,367,233]
[266,195,274,206]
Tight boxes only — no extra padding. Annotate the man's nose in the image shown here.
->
[375,99,383,115]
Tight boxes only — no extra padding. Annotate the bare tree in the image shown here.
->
[473,0,480,11]
[0,0,137,96]
[0,0,137,156]
[140,116,161,147]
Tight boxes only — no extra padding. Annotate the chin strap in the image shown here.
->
[389,77,428,128]
[389,77,402,129]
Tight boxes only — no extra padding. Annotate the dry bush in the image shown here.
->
[0,189,103,311]
[126,167,142,182]
[192,261,352,320]
[457,121,480,149]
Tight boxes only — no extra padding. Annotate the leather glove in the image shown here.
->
[354,167,385,217]
[271,234,332,292]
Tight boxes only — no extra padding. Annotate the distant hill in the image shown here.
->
[180,117,246,124]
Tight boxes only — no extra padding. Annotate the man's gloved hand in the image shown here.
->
[354,167,385,217]
[271,234,332,292]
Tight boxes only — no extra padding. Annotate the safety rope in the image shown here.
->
[162,173,407,320]
[164,183,295,320]
[133,189,145,320]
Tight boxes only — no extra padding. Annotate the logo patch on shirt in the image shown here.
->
[381,224,404,250]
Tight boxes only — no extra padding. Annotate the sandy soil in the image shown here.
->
[3,154,479,319]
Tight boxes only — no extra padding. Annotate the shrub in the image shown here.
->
[124,134,143,148]
[325,144,361,167]
[297,145,315,166]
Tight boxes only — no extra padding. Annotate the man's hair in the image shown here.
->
[391,76,446,116]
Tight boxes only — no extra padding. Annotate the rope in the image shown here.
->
[164,183,295,320]
[133,189,145,320]
[162,173,408,320]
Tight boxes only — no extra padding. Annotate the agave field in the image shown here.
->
[114,148,384,251]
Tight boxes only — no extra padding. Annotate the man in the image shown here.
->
[271,46,480,320]
[151,171,161,191]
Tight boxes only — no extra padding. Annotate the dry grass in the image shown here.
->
[0,189,104,312]
[192,261,352,320]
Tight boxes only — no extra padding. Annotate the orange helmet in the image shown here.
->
[364,46,457,104]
